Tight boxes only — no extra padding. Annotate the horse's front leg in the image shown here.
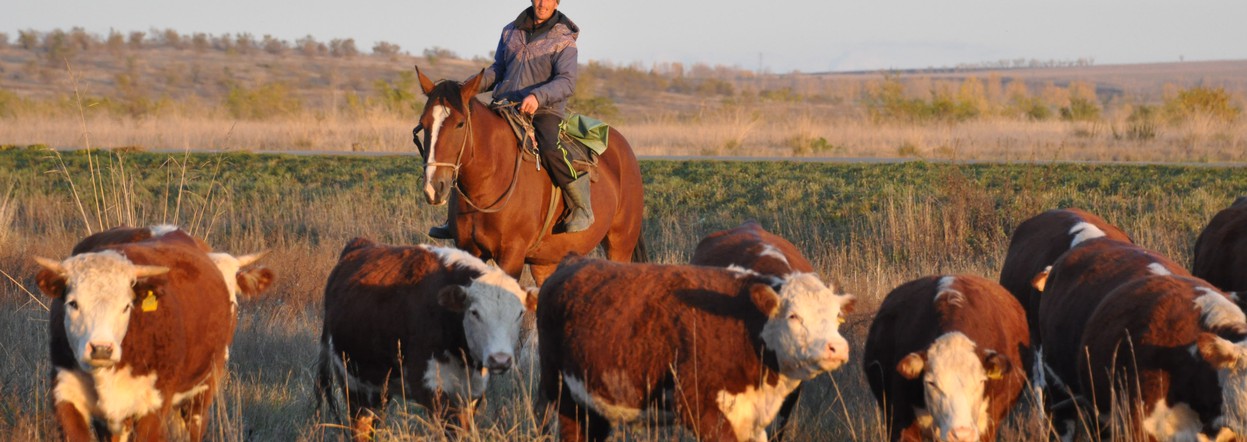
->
[494,246,528,281]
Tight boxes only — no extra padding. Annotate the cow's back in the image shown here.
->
[321,238,464,386]
[999,209,1131,325]
[1038,238,1190,392]
[690,221,814,275]
[1192,197,1247,293]
[538,257,772,410]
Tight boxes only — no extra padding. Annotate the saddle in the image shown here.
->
[492,102,605,182]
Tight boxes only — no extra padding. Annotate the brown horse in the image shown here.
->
[413,66,646,286]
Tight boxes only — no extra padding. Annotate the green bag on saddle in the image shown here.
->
[560,114,609,156]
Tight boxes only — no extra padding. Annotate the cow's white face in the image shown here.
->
[898,332,1007,442]
[35,252,168,371]
[440,270,534,374]
[1197,333,1247,432]
[759,273,855,380]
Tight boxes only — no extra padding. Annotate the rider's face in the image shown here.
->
[532,0,558,24]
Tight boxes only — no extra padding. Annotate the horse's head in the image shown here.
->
[414,66,485,206]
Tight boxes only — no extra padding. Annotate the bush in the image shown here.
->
[568,95,619,122]
[1060,96,1100,122]
[224,82,303,119]
[1164,86,1241,124]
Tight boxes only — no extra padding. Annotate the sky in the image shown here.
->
[7,0,1247,73]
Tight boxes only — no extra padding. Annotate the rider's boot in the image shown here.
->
[427,221,452,239]
[560,175,594,233]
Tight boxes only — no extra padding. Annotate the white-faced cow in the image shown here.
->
[315,238,537,440]
[1036,238,1191,436]
[36,227,244,441]
[1193,197,1247,298]
[998,208,1132,340]
[1079,275,1247,441]
[864,274,1029,442]
[690,220,843,440]
[537,256,854,442]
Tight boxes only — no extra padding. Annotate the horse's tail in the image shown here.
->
[631,227,650,263]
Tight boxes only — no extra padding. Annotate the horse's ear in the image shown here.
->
[415,65,435,95]
[460,69,485,104]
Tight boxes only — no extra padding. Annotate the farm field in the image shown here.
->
[2,146,1247,440]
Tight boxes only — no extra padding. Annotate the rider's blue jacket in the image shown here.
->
[475,7,579,118]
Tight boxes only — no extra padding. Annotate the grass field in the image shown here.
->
[1,146,1245,440]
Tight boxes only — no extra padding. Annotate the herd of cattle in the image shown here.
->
[29,197,1247,441]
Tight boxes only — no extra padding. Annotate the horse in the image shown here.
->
[412,66,647,286]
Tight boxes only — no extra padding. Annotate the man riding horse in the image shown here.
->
[428,0,589,239]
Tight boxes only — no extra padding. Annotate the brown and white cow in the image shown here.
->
[1193,197,1247,296]
[864,275,1029,442]
[690,220,843,439]
[315,238,537,440]
[1035,238,1191,436]
[35,227,241,441]
[537,256,854,442]
[998,208,1132,338]
[1078,274,1247,441]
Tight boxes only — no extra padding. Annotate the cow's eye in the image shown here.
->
[470,309,480,319]
[123,304,132,313]
[67,300,79,310]
[788,313,801,322]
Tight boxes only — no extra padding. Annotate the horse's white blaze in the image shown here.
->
[1068,221,1107,247]
[423,105,452,201]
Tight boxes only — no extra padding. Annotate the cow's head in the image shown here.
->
[208,251,275,309]
[897,332,1010,442]
[438,267,537,374]
[1198,333,1247,432]
[35,251,169,371]
[755,272,856,380]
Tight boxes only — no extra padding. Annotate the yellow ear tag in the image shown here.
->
[141,291,158,312]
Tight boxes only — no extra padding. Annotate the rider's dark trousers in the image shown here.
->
[534,113,577,188]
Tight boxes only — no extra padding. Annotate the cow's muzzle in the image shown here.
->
[486,353,513,373]
[87,342,117,367]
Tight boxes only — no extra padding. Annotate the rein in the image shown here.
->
[424,100,526,214]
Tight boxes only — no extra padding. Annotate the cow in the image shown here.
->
[1193,197,1247,296]
[863,274,1029,442]
[1078,274,1247,441]
[689,220,841,440]
[315,237,537,441]
[35,227,240,441]
[998,208,1132,341]
[537,256,855,442]
[1035,238,1191,436]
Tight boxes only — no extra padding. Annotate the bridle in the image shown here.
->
[416,97,524,214]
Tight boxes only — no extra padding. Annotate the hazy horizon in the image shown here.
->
[7,0,1247,73]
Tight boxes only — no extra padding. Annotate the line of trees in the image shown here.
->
[0,28,413,60]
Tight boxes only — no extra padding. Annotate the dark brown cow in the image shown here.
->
[998,208,1132,340]
[35,228,241,441]
[537,256,854,442]
[316,238,537,440]
[864,275,1029,442]
[1078,275,1247,441]
[1193,197,1247,295]
[690,220,841,440]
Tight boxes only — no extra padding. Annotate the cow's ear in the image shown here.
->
[1031,266,1052,293]
[237,267,276,300]
[1197,332,1244,369]
[898,352,926,380]
[838,294,857,314]
[438,285,469,313]
[524,287,539,312]
[749,283,780,318]
[34,257,67,298]
[983,350,1011,380]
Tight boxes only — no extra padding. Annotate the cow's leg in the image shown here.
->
[181,389,214,441]
[347,390,386,442]
[556,399,610,442]
[133,410,170,442]
[770,384,804,441]
[686,407,739,442]
[53,401,95,442]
